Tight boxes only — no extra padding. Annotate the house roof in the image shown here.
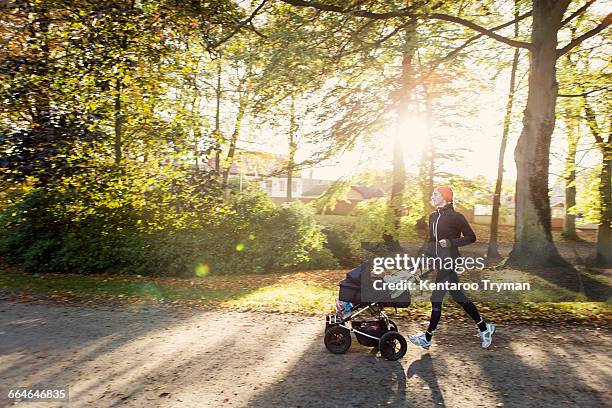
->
[352,185,384,199]
[302,184,330,197]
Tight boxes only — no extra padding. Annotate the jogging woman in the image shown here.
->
[409,185,495,349]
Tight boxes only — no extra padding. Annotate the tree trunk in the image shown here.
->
[194,129,201,170]
[113,77,123,167]
[418,80,435,216]
[562,118,579,240]
[223,50,253,197]
[214,60,223,175]
[390,24,417,235]
[559,30,581,241]
[507,0,570,267]
[596,152,612,266]
[583,96,612,266]
[426,141,434,212]
[287,93,297,202]
[222,99,246,198]
[488,40,520,259]
[391,127,406,225]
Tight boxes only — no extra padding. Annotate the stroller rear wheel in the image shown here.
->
[324,326,351,354]
[379,331,407,361]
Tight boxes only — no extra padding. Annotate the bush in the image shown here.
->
[0,187,151,274]
[194,196,338,275]
[0,180,337,276]
[352,198,420,243]
[321,223,361,268]
[314,196,425,268]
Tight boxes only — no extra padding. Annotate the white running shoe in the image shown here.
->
[408,332,432,349]
[478,323,496,349]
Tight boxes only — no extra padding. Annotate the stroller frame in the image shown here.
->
[324,302,406,360]
[326,302,395,337]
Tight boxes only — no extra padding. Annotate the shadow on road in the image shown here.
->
[0,301,609,407]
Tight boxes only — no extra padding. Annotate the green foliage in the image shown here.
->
[320,223,361,268]
[575,167,601,224]
[310,179,353,214]
[313,176,426,264]
[440,174,493,210]
[352,197,420,243]
[0,163,218,273]
[0,179,336,276]
[171,193,338,275]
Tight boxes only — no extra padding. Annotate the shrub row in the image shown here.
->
[0,180,337,276]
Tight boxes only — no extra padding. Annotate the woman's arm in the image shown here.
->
[449,213,476,247]
[421,213,436,256]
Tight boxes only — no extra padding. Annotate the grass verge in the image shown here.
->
[0,267,610,326]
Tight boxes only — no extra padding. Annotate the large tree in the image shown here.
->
[279,0,610,266]
[488,2,521,260]
[557,20,611,265]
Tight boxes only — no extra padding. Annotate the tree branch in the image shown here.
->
[583,95,604,146]
[248,22,268,39]
[427,13,532,49]
[329,2,449,60]
[281,0,425,19]
[560,0,598,27]
[330,19,418,60]
[558,87,610,97]
[207,0,269,50]
[557,12,612,57]
[281,0,533,49]
[417,10,533,81]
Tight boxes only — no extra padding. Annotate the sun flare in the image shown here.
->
[382,114,431,163]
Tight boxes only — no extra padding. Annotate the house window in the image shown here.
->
[278,180,286,191]
[265,180,272,192]
[291,180,298,192]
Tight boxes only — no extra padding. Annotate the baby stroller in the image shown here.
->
[324,261,413,361]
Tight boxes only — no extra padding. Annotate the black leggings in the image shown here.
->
[427,268,482,334]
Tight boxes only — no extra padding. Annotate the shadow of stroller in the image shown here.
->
[407,353,446,407]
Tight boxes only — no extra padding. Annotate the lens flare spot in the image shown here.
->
[248,233,255,240]
[236,243,245,251]
[195,263,209,277]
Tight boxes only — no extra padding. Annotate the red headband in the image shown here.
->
[436,185,453,203]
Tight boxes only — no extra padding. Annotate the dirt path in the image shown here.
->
[0,300,610,407]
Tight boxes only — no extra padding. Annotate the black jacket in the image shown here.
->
[426,203,476,258]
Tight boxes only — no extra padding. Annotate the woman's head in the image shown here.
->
[431,185,453,208]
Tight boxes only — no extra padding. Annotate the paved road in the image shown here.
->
[0,300,610,407]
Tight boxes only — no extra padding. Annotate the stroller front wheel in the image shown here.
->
[379,331,407,361]
[324,326,351,354]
